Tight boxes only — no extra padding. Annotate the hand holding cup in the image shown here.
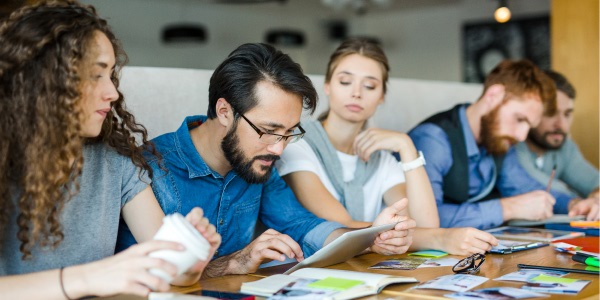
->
[148,212,211,284]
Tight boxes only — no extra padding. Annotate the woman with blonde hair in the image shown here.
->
[0,1,219,298]
[276,38,498,255]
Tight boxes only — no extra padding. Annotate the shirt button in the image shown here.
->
[219,219,224,225]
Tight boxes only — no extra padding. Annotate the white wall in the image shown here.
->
[83,0,549,82]
[119,66,483,139]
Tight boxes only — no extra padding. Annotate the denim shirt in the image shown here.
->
[408,105,572,230]
[117,115,344,258]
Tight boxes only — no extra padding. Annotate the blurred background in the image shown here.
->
[48,0,552,82]
[1,0,597,166]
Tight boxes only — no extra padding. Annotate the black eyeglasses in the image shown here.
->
[238,113,305,145]
[452,253,486,275]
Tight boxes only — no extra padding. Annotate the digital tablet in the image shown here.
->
[508,214,584,227]
[283,222,398,274]
[489,240,549,254]
[486,226,584,242]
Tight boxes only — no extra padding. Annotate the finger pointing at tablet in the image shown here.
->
[207,229,303,276]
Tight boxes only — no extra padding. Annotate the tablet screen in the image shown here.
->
[283,222,398,274]
[486,226,584,242]
[490,240,549,254]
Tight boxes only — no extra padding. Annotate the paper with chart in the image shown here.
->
[415,274,488,292]
[494,269,568,282]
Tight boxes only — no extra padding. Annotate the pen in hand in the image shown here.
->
[545,164,557,193]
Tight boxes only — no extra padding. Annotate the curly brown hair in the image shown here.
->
[0,0,160,259]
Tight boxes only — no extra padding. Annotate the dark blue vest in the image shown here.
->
[420,104,503,204]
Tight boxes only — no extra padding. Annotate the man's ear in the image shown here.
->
[480,84,506,113]
[215,98,234,127]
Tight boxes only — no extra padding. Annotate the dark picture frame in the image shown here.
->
[463,15,550,83]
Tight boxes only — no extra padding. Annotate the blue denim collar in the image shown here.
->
[174,115,219,179]
[458,104,485,159]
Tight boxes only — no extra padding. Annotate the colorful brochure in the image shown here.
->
[417,257,459,268]
[522,274,591,295]
[369,257,427,270]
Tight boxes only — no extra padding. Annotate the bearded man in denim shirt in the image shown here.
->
[117,43,416,278]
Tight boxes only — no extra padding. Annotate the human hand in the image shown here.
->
[501,191,555,221]
[568,197,600,221]
[440,227,498,256]
[179,208,221,278]
[354,129,415,162]
[77,240,184,297]
[227,229,303,275]
[371,198,417,255]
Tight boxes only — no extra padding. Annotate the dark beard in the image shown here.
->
[480,108,518,156]
[527,130,566,150]
[221,124,279,184]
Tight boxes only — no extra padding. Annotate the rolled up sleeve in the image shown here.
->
[259,169,345,257]
[301,221,346,256]
[498,148,573,214]
[410,123,505,229]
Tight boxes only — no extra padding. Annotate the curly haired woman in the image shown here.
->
[0,1,220,298]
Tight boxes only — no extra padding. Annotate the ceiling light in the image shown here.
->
[494,0,511,23]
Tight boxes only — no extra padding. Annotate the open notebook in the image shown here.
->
[241,268,417,300]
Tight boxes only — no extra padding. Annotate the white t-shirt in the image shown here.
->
[276,140,405,222]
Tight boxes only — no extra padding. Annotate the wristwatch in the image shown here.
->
[401,151,426,172]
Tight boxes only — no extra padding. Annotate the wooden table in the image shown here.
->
[104,245,599,299]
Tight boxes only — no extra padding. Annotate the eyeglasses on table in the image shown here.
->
[452,253,486,275]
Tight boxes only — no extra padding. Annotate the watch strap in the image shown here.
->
[402,150,426,172]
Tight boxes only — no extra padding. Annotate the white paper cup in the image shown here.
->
[148,213,210,285]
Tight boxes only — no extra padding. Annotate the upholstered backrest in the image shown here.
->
[119,66,483,139]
